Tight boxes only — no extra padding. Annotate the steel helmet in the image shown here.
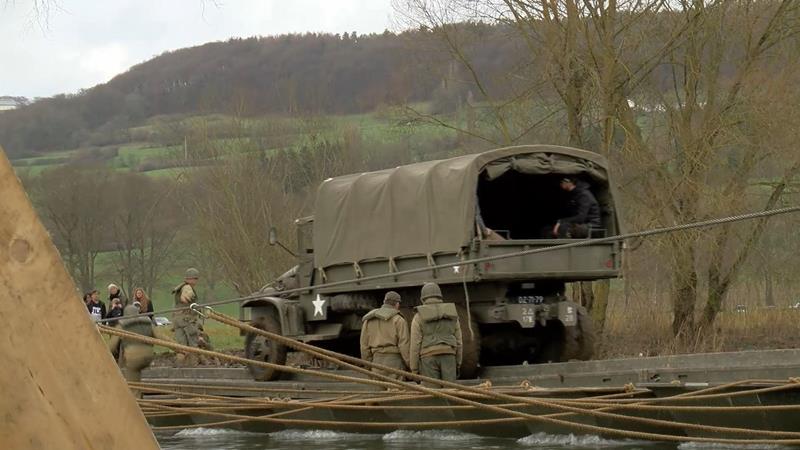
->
[420,282,442,301]
[185,268,200,279]
[383,291,402,305]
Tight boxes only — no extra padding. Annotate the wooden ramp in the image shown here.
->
[0,147,158,449]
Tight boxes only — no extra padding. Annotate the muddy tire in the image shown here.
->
[561,305,595,361]
[457,306,481,379]
[244,312,288,381]
[534,321,566,364]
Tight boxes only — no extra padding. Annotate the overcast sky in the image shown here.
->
[1,0,394,98]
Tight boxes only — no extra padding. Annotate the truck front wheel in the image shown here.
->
[244,311,288,381]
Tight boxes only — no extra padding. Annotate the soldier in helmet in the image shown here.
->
[172,268,201,366]
[119,303,155,398]
[360,291,410,380]
[409,282,463,385]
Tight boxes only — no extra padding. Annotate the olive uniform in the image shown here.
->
[119,305,155,398]
[409,283,462,386]
[172,282,200,348]
[360,292,410,380]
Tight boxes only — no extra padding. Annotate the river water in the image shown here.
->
[155,428,690,450]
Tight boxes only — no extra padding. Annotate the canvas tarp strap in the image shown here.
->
[483,152,608,183]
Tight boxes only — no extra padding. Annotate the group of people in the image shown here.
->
[81,284,157,397]
[360,282,463,385]
[83,284,154,322]
[81,268,205,395]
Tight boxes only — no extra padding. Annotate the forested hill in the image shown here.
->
[0,27,517,159]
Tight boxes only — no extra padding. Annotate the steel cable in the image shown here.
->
[98,205,800,323]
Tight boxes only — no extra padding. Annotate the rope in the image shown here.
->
[133,378,642,397]
[147,402,526,432]
[132,381,393,396]
[99,327,400,391]
[204,311,800,439]
[565,382,800,404]
[137,388,650,413]
[98,205,800,323]
[101,321,800,444]
[150,394,362,432]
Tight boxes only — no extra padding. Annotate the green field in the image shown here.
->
[9,108,460,180]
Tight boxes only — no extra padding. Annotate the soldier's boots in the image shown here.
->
[175,353,199,367]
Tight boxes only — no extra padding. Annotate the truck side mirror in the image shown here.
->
[268,227,278,246]
[268,226,298,257]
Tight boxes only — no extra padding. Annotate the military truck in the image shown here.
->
[240,145,622,381]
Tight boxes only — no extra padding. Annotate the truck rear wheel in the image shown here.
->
[244,312,288,381]
[458,306,481,379]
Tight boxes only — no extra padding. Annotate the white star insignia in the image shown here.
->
[312,295,326,317]
[453,265,460,274]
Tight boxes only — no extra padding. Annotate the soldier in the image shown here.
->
[360,291,410,380]
[409,282,463,386]
[172,268,201,366]
[119,303,155,398]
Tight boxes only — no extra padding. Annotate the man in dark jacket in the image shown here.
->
[553,177,601,238]
[86,289,106,322]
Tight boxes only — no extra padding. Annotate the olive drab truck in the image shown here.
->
[240,145,622,381]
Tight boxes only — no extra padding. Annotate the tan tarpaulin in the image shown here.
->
[313,145,609,268]
[0,147,159,449]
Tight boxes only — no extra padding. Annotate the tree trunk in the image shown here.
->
[579,281,594,311]
[700,261,728,331]
[671,243,697,339]
[589,279,610,334]
[764,268,774,307]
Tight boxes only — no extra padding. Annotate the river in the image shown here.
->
[156,428,690,450]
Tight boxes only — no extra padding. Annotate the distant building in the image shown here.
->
[0,96,27,112]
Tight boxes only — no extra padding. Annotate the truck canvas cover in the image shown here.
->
[313,145,609,269]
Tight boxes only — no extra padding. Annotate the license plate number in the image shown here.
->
[517,295,544,305]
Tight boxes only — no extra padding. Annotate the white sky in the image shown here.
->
[1,0,394,98]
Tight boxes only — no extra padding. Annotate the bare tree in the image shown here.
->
[108,172,180,294]
[179,118,302,295]
[397,0,800,341]
[29,165,114,291]
[626,0,800,337]
[396,0,673,332]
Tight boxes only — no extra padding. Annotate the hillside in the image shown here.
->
[0,26,520,159]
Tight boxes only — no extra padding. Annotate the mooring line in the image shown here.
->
[102,324,800,444]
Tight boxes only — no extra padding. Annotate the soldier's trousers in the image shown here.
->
[173,317,200,347]
[106,323,125,361]
[123,344,154,398]
[371,353,406,380]
[420,354,457,386]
